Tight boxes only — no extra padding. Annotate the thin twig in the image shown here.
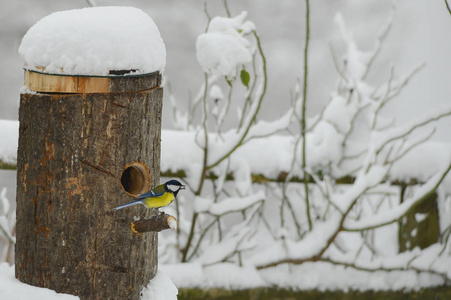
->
[329,42,348,83]
[182,73,210,262]
[187,217,218,261]
[85,0,96,7]
[342,102,370,148]
[0,223,15,244]
[371,65,395,130]
[388,128,435,168]
[361,5,394,80]
[203,2,212,32]
[207,30,268,170]
[222,0,232,17]
[281,183,303,239]
[445,0,451,15]
[301,0,313,231]
[372,63,425,131]
[376,108,451,156]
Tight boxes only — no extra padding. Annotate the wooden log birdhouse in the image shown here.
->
[15,7,166,299]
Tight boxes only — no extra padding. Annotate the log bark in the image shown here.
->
[15,72,162,299]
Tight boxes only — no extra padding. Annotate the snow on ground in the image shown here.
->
[160,260,447,292]
[160,263,266,290]
[0,263,177,300]
[257,261,445,292]
[19,6,166,76]
[140,270,178,300]
[0,263,78,300]
[0,259,448,298]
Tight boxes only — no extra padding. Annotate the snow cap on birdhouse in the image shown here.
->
[19,6,166,76]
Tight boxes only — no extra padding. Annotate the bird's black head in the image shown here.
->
[164,179,185,196]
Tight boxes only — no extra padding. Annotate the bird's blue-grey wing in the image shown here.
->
[136,184,165,199]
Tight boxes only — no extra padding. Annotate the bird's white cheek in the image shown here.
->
[167,184,179,192]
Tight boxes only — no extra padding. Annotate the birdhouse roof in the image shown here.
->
[19,6,166,76]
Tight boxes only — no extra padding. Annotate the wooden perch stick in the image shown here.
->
[131,213,177,234]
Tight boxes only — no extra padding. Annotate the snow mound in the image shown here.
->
[140,270,178,300]
[0,263,78,300]
[196,11,254,78]
[19,7,166,76]
[160,263,266,290]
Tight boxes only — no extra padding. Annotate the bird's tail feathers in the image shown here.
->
[113,200,144,211]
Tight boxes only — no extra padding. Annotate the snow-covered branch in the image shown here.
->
[0,188,15,265]
[344,161,451,231]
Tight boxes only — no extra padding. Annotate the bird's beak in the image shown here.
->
[181,185,186,190]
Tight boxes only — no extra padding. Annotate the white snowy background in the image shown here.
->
[0,0,450,299]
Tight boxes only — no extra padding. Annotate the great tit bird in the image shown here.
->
[113,179,185,211]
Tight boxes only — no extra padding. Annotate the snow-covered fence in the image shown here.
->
[2,123,451,280]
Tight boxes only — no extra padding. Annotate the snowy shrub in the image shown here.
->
[196,11,254,78]
[0,188,15,265]
[160,1,451,290]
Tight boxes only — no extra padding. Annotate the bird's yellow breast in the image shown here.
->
[143,192,175,208]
